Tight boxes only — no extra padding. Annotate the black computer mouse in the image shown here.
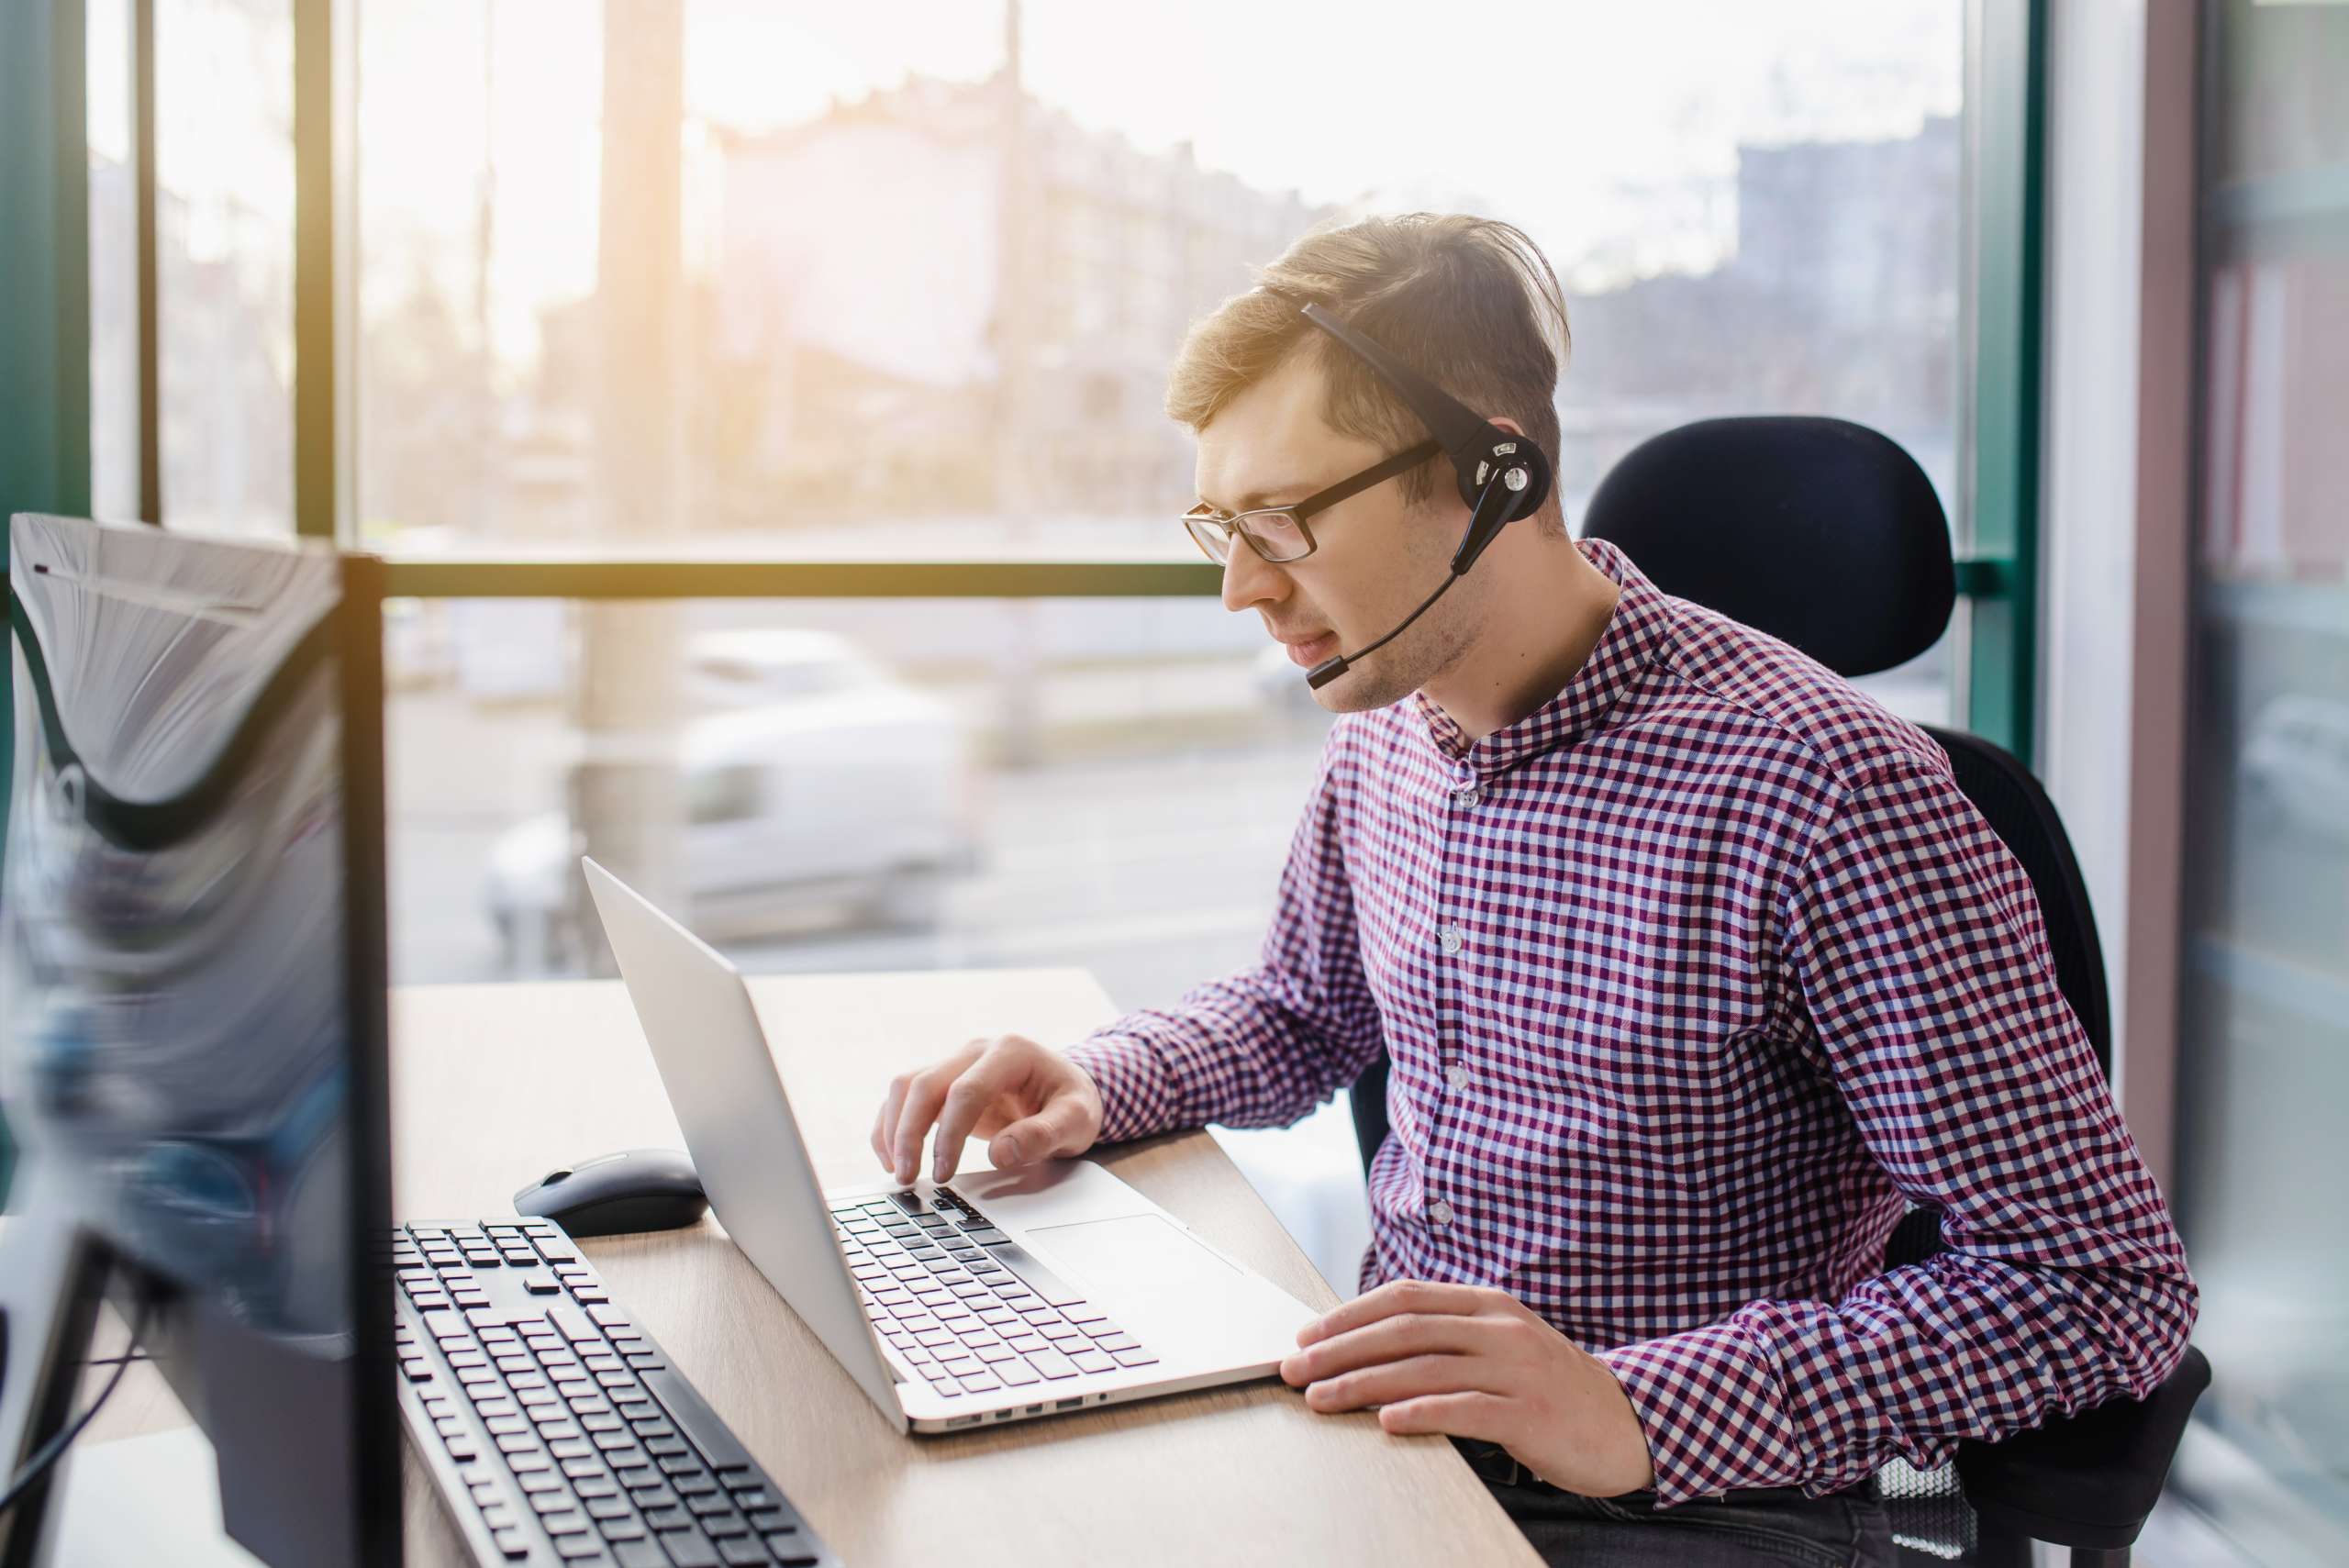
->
[513,1148,710,1238]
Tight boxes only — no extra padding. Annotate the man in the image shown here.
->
[870,214,2197,1566]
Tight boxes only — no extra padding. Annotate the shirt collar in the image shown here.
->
[1408,537,1675,778]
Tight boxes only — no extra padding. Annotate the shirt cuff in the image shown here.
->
[1062,1031,1177,1144]
[1596,1319,1809,1507]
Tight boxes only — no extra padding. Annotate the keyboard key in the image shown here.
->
[659,1528,721,1567]
[958,1373,1002,1393]
[615,1540,667,1568]
[644,1506,693,1530]
[997,1361,1041,1385]
[1111,1347,1160,1367]
[718,1540,769,1566]
[491,1527,531,1560]
[1070,1349,1116,1373]
[1024,1348,1077,1379]
[553,1538,605,1561]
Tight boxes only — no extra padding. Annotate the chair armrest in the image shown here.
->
[1954,1344,2211,1551]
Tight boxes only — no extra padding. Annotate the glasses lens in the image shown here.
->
[1182,512,1230,563]
[1241,511,1308,562]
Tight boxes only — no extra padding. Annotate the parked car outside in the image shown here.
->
[485,630,980,972]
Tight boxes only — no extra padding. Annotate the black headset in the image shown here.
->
[1294,301,1556,689]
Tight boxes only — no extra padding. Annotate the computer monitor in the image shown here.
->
[0,514,396,1567]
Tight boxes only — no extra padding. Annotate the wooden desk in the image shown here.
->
[80,969,1534,1566]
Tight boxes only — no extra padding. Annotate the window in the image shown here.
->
[346,2,1968,566]
[2172,0,2349,1551]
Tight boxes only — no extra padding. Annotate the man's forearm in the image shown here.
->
[1065,962,1382,1142]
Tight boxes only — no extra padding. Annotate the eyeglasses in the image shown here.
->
[1180,439,1442,564]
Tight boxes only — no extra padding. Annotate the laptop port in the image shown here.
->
[1055,1397,1084,1410]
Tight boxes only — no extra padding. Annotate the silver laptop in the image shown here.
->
[579,856,1318,1434]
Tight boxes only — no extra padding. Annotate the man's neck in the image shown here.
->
[1419,539,1622,747]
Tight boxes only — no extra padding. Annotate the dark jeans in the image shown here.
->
[1453,1438,1898,1568]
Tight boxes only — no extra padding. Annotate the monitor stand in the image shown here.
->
[0,1162,120,1568]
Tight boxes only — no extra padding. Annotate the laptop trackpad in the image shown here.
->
[1026,1214,1240,1305]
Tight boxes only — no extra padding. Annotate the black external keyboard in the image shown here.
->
[392,1218,843,1568]
[834,1185,1158,1401]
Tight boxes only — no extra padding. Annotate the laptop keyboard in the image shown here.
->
[830,1185,1158,1400]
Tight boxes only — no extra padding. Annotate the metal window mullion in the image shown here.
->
[135,0,160,524]
[292,0,339,539]
[379,553,2014,603]
[1964,0,2049,764]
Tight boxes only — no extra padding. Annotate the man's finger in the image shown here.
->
[929,1048,1027,1181]
[987,1096,1085,1168]
[1375,1390,1518,1446]
[890,1069,957,1185]
[1300,1353,1512,1414]
[1297,1279,1492,1346]
[873,1076,911,1172]
[1279,1311,1497,1386]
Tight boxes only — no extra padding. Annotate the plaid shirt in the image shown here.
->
[1066,538,2196,1507]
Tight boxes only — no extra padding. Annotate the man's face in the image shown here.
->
[1196,351,1481,713]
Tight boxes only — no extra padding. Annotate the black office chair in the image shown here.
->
[1345,417,2209,1568]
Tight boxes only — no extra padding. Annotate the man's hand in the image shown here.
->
[872,1034,1106,1185]
[1280,1280,1655,1497]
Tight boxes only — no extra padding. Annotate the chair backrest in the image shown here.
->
[1348,417,2109,1178]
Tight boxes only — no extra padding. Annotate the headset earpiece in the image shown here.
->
[1459,430,1553,522]
[1443,428,1553,576]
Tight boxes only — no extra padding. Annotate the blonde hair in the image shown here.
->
[1167,214,1571,535]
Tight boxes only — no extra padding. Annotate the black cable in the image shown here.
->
[0,1301,151,1518]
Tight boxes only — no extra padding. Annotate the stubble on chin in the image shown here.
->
[1312,595,1479,715]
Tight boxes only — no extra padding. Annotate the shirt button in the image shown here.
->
[1436,925,1464,955]
[1427,1199,1455,1227]
[1453,785,1482,807]
[1445,1064,1468,1091]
